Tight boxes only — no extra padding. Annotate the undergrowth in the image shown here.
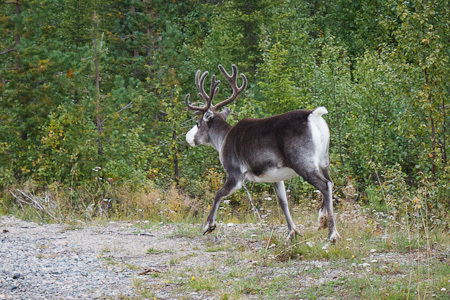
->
[1,171,449,299]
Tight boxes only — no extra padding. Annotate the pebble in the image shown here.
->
[0,217,138,299]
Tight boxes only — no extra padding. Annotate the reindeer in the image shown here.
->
[185,64,340,242]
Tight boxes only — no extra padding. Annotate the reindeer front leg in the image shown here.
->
[203,175,243,235]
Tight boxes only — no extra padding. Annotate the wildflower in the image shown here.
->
[191,277,195,280]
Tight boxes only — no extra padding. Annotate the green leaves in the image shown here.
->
[0,0,449,211]
[258,42,296,114]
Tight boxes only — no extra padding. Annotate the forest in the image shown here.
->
[1,0,449,221]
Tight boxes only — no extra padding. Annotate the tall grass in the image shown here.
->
[2,175,449,299]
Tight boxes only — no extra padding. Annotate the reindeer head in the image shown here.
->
[185,64,247,147]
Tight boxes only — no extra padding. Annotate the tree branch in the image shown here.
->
[0,48,17,55]
[116,101,133,114]
[100,102,133,125]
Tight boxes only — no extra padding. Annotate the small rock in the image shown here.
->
[12,273,21,279]
[360,263,371,267]
[226,222,234,227]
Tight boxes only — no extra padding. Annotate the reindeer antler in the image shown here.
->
[212,64,247,110]
[185,70,221,114]
[185,64,247,113]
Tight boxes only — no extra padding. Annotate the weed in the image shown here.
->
[146,247,160,254]
[4,176,450,300]
[187,275,221,292]
[171,223,202,238]
[131,277,156,299]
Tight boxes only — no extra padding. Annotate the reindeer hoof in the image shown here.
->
[202,224,216,235]
[328,231,341,244]
[286,228,302,241]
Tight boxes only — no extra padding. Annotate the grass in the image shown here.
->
[3,181,449,299]
[138,202,449,300]
[299,261,450,299]
[146,247,161,254]
[170,223,202,238]
[186,275,222,291]
[131,278,156,299]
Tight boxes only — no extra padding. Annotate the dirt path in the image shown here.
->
[0,215,227,299]
[1,214,449,299]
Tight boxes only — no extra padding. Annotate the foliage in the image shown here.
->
[0,0,449,217]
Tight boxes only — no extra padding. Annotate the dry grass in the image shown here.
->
[2,178,450,299]
[3,181,208,223]
[118,195,449,300]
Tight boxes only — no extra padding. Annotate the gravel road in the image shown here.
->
[3,210,446,300]
[0,215,214,299]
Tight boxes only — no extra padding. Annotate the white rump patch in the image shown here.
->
[246,167,297,183]
[308,107,330,168]
[186,125,198,147]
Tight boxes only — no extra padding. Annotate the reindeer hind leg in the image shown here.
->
[274,181,301,240]
[302,170,340,242]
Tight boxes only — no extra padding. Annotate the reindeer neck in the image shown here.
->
[208,117,232,152]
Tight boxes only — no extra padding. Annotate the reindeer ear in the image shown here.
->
[203,109,214,122]
[221,107,231,120]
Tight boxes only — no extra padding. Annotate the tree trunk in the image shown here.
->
[332,72,345,167]
[146,3,155,60]
[442,97,447,164]
[93,13,103,159]
[171,85,179,185]
[424,69,436,177]
[130,6,139,58]
[92,12,106,213]
[14,1,21,70]
[8,1,26,141]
